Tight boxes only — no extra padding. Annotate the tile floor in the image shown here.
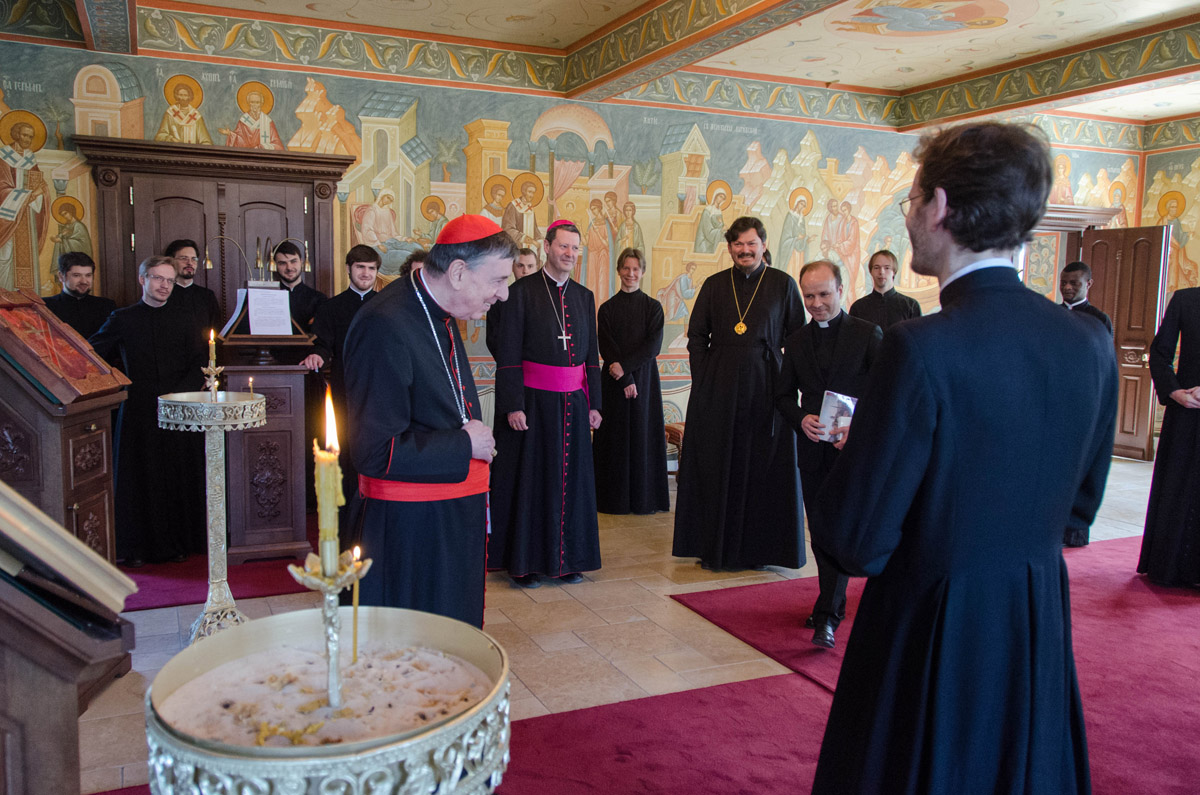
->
[78,457,1153,793]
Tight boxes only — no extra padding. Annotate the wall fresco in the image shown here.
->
[1144,147,1200,299]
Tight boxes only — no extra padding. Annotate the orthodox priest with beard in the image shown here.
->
[673,216,805,570]
[487,220,603,588]
[341,215,515,628]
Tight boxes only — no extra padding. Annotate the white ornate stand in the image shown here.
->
[158,391,267,644]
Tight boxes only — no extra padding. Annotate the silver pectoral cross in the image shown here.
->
[558,331,572,350]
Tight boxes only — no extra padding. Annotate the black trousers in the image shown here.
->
[800,446,849,629]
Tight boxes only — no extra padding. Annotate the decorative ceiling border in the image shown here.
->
[563,0,842,100]
[1143,117,1200,151]
[79,0,135,53]
[136,7,563,92]
[0,0,85,45]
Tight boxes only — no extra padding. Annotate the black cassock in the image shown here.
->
[89,301,206,562]
[487,270,602,577]
[342,275,487,627]
[311,287,375,502]
[811,267,1116,794]
[43,291,116,340]
[672,264,804,568]
[1139,286,1200,586]
[167,282,222,332]
[592,289,670,515]
[848,287,921,331]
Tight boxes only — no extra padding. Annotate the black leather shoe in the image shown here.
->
[558,573,584,584]
[804,615,816,629]
[124,558,145,569]
[812,623,835,649]
[513,574,542,589]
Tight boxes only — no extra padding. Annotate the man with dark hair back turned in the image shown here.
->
[487,220,603,588]
[672,216,805,572]
[341,215,514,627]
[849,249,921,330]
[1060,260,1114,336]
[810,123,1117,794]
[303,244,380,533]
[44,252,115,340]
[165,238,222,331]
[776,259,881,650]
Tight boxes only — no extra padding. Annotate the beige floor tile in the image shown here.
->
[483,585,538,609]
[641,559,754,584]
[81,670,153,721]
[585,563,664,582]
[235,597,275,620]
[132,650,181,673]
[525,584,575,603]
[121,761,150,787]
[531,631,588,653]
[507,673,532,700]
[513,647,646,713]
[611,656,698,696]
[80,765,122,795]
[500,600,607,635]
[655,648,721,672]
[266,591,323,613]
[79,712,148,769]
[593,605,650,624]
[679,630,769,666]
[575,620,691,663]
[563,579,660,610]
[121,606,179,637]
[483,607,511,625]
[132,630,184,657]
[681,664,792,688]
[510,696,550,721]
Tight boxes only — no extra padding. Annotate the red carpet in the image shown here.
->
[118,516,316,612]
[673,535,1200,795]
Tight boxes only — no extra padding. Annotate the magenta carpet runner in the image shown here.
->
[672,535,1200,795]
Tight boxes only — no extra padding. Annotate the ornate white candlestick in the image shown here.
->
[158,390,266,644]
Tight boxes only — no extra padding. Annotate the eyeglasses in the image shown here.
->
[145,274,175,285]
[898,192,932,216]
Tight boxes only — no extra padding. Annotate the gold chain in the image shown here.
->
[730,265,766,335]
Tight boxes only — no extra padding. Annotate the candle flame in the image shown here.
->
[353,545,361,561]
[324,385,339,452]
[209,328,215,342]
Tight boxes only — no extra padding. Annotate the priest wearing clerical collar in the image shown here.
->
[341,215,515,627]
[1059,260,1113,336]
[848,249,922,330]
[43,252,115,340]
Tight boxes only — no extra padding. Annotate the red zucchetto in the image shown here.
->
[435,214,503,245]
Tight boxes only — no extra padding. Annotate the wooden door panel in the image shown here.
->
[130,176,220,309]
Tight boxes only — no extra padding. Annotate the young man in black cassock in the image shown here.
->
[592,247,670,515]
[165,238,222,331]
[775,260,881,649]
[1059,260,1114,336]
[487,220,603,588]
[1138,286,1200,587]
[89,256,206,566]
[273,240,326,331]
[848,249,921,330]
[43,252,115,340]
[809,123,1116,794]
[302,245,379,528]
[341,215,514,627]
[672,216,805,571]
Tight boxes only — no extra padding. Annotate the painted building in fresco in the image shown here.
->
[1,5,1197,421]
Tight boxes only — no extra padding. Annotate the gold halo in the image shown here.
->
[511,172,544,206]
[789,187,814,216]
[483,174,512,203]
[1108,181,1126,204]
[1054,154,1072,176]
[163,74,203,108]
[51,196,85,224]
[1158,191,1186,218]
[236,81,274,114]
[421,195,446,221]
[0,111,47,151]
[706,180,732,209]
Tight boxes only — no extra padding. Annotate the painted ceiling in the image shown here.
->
[19,0,1200,124]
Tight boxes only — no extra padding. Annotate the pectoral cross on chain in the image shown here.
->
[557,331,572,350]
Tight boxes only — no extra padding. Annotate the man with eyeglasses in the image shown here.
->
[90,256,207,567]
[809,123,1116,793]
[164,238,222,331]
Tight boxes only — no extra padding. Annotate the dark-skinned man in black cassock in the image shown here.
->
[592,246,670,515]
[89,256,206,567]
[848,249,921,330]
[341,215,515,627]
[810,122,1116,794]
[487,220,602,589]
[1059,260,1113,336]
[302,244,380,536]
[672,216,805,571]
[43,252,115,340]
[776,259,881,650]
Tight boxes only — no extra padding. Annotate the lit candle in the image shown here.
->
[208,329,216,367]
[314,386,344,576]
[352,545,361,664]
[247,377,254,394]
[304,239,311,273]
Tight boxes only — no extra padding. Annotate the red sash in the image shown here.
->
[522,361,585,392]
[359,460,489,502]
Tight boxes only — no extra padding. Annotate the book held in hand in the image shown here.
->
[818,390,858,442]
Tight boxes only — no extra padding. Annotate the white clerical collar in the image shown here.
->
[939,257,1014,292]
[350,284,373,298]
[816,310,842,329]
[546,271,568,287]
[1065,297,1087,309]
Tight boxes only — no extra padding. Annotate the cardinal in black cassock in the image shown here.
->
[89,258,206,565]
[592,250,670,515]
[341,217,513,627]
[672,217,805,570]
[487,221,602,584]
[1139,286,1200,587]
